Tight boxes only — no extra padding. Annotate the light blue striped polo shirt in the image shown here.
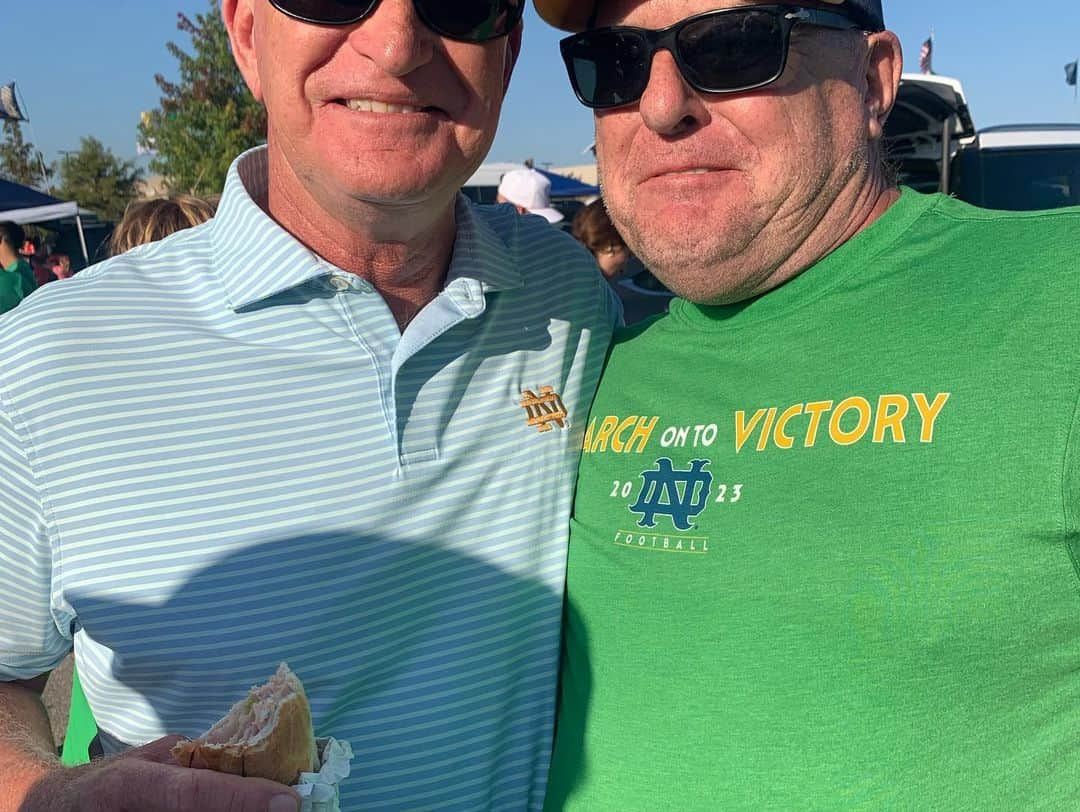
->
[0,147,617,810]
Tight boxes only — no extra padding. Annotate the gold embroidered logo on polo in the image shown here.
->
[521,387,568,433]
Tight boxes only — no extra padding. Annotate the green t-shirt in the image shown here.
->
[0,265,23,314]
[546,189,1080,810]
[5,257,35,297]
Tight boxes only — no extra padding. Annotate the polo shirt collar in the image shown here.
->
[211,147,326,310]
[211,146,523,311]
[445,194,523,295]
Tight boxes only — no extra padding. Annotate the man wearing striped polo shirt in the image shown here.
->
[0,2,617,811]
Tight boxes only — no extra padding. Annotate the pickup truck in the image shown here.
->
[886,73,1080,211]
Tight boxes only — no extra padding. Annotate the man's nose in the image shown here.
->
[346,0,435,77]
[637,49,707,136]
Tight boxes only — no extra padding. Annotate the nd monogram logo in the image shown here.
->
[520,387,568,433]
[629,458,712,531]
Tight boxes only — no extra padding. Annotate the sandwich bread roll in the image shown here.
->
[172,662,318,786]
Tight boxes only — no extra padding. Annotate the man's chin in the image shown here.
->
[627,231,764,306]
[627,220,740,266]
[649,271,739,306]
[309,143,470,203]
[308,167,458,210]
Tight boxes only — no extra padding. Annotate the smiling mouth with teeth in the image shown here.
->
[342,99,430,114]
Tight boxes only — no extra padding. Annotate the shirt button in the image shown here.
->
[328,274,351,292]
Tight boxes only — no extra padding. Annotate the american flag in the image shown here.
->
[919,36,934,75]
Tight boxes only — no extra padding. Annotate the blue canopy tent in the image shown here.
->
[0,177,90,262]
[535,168,598,199]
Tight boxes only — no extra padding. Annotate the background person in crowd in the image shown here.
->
[570,199,629,281]
[0,1,616,811]
[536,0,1080,808]
[497,167,566,223]
[0,257,21,315]
[108,194,219,256]
[32,258,57,288]
[46,253,73,281]
[0,222,36,307]
[24,241,53,289]
[18,239,40,297]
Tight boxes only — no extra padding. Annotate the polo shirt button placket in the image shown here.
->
[328,274,351,292]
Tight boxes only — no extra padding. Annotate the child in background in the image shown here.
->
[108,194,218,256]
[570,199,630,282]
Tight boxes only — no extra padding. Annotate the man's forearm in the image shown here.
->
[0,679,64,812]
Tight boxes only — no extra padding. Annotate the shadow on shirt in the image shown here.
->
[40,531,581,810]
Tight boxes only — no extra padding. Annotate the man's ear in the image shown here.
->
[503,21,524,92]
[222,0,264,102]
[863,31,902,142]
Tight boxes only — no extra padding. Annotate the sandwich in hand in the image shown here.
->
[172,662,318,786]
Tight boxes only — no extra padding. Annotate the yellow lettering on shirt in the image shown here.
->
[582,417,595,452]
[589,416,620,453]
[829,397,872,446]
[773,404,804,450]
[912,392,951,443]
[803,401,834,448]
[756,408,779,452]
[609,416,637,453]
[873,394,909,443]
[729,392,950,452]
[735,408,769,454]
[625,416,658,454]
[584,415,659,454]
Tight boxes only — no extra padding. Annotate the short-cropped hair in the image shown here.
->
[0,221,25,252]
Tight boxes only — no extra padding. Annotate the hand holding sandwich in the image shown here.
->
[18,735,302,812]
[3,664,313,812]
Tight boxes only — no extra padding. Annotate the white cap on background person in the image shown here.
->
[497,168,565,223]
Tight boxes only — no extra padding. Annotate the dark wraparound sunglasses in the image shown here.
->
[269,0,523,42]
[560,5,864,109]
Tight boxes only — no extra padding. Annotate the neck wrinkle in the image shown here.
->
[825,174,901,255]
[263,141,457,326]
[741,171,900,304]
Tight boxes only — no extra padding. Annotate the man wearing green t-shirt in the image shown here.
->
[0,265,21,315]
[536,0,1080,808]
[0,222,34,313]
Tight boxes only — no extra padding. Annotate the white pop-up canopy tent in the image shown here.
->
[0,177,90,261]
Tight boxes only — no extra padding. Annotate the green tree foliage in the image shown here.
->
[54,137,142,222]
[139,1,266,194]
[0,121,49,188]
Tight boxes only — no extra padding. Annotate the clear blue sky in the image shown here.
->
[5,1,1080,171]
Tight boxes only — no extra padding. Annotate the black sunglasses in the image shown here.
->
[560,5,863,109]
[268,0,523,43]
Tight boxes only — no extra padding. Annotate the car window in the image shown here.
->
[972,148,1080,210]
